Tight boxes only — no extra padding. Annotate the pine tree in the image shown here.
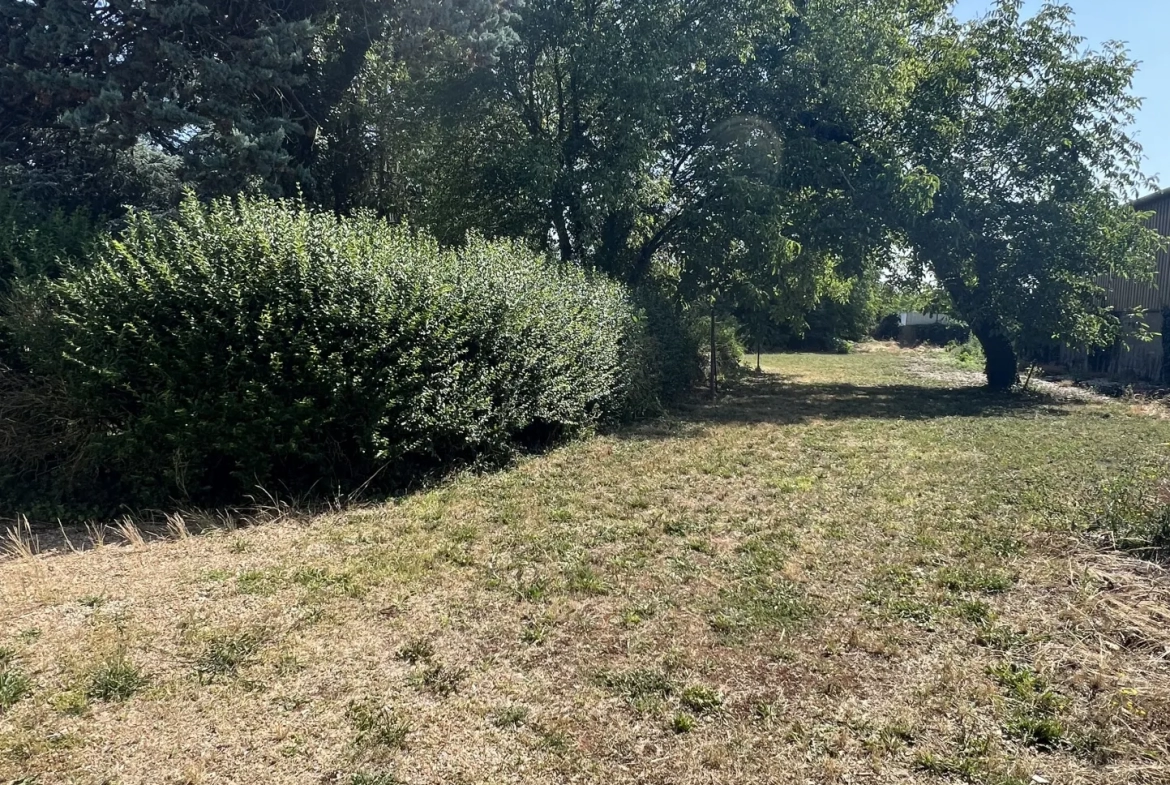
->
[0,0,516,212]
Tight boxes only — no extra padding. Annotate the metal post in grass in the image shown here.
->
[710,301,717,398]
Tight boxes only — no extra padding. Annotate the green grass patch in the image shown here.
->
[679,684,722,714]
[0,666,31,711]
[599,668,674,702]
[86,656,146,702]
[490,705,530,729]
[416,663,466,697]
[937,565,1016,595]
[194,629,265,684]
[709,575,813,636]
[350,773,405,785]
[348,700,410,751]
[395,638,434,665]
[990,662,1069,749]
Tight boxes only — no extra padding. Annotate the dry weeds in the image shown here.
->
[1,347,1168,784]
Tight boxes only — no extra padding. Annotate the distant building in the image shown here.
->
[900,312,954,327]
[896,311,965,345]
[1061,188,1170,382]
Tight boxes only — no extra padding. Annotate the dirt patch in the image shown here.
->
[902,345,1118,404]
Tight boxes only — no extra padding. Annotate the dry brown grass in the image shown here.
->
[1,516,36,560]
[1,346,1168,784]
[113,517,147,549]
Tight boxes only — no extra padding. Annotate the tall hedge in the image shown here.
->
[1,195,657,514]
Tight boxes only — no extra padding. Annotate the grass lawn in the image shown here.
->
[2,345,1168,784]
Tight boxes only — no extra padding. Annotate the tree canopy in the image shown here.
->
[1,0,1161,389]
[901,0,1163,388]
[0,0,517,211]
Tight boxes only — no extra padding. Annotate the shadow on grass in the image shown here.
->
[6,372,1082,555]
[618,372,1083,440]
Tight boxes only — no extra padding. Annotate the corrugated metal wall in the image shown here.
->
[1062,191,1170,381]
[1103,192,1170,312]
[1061,310,1164,381]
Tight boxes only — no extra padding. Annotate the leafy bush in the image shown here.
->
[905,322,971,347]
[691,313,745,384]
[740,272,886,353]
[0,188,99,291]
[0,194,659,514]
[945,338,986,371]
[800,274,884,347]
[874,313,902,341]
[830,337,853,354]
[631,285,704,407]
[0,189,102,382]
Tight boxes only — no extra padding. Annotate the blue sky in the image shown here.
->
[950,0,1169,194]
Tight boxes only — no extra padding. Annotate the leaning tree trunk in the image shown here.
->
[972,322,1018,391]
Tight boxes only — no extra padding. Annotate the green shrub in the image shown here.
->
[908,322,970,347]
[739,272,887,353]
[690,313,745,384]
[945,338,985,370]
[0,189,101,391]
[1,194,660,514]
[0,188,99,292]
[790,274,883,350]
[631,285,704,406]
[874,313,902,341]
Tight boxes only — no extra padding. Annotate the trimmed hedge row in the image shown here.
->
[1,195,665,515]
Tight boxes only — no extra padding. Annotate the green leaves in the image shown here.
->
[0,0,519,212]
[1,194,655,514]
[902,0,1164,387]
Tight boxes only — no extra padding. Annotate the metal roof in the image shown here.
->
[1134,188,1170,210]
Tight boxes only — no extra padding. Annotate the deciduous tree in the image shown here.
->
[902,0,1163,389]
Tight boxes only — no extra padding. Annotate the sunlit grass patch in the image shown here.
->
[990,662,1069,749]
[348,699,411,751]
[415,663,466,697]
[679,684,722,714]
[599,667,674,702]
[709,575,813,636]
[490,704,530,729]
[936,565,1016,595]
[564,561,609,596]
[3,348,1170,783]
[395,638,434,665]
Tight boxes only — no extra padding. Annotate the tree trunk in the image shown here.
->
[551,206,574,263]
[972,323,1018,390]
